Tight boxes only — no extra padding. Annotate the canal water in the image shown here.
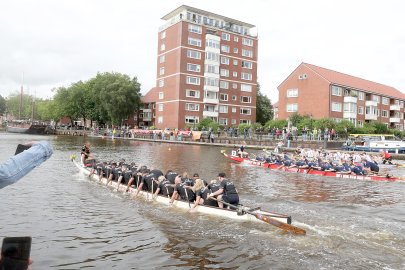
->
[1,133,404,269]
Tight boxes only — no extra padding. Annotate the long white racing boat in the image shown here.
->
[71,157,306,235]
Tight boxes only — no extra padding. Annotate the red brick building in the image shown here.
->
[278,62,405,130]
[146,5,258,129]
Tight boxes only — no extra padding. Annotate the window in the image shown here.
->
[204,77,219,87]
[186,103,200,111]
[185,116,199,124]
[159,79,164,87]
[358,106,364,115]
[233,59,238,65]
[240,119,251,124]
[221,32,230,41]
[231,119,236,124]
[187,76,200,85]
[219,118,228,125]
[232,95,237,101]
[159,55,165,63]
[159,67,165,75]
[220,93,228,101]
[188,37,201,47]
[401,101,404,107]
[234,36,238,42]
[287,103,298,112]
[241,84,252,92]
[242,60,253,69]
[382,110,388,117]
[358,92,364,100]
[160,31,166,39]
[240,108,251,115]
[242,49,253,58]
[219,105,228,113]
[373,95,380,103]
[232,107,237,113]
[188,24,202,34]
[160,44,165,51]
[331,86,342,96]
[233,71,238,77]
[357,120,363,127]
[382,97,389,105]
[187,50,201,59]
[242,38,253,46]
[241,96,251,103]
[232,83,237,89]
[158,104,164,112]
[221,45,230,53]
[186,89,200,98]
[331,102,342,112]
[220,69,229,77]
[287,88,298,97]
[233,48,238,53]
[158,116,163,124]
[206,52,219,61]
[220,56,229,65]
[206,39,219,49]
[220,80,229,89]
[159,92,164,99]
[205,64,219,74]
[187,63,201,72]
[241,72,252,81]
[343,102,356,113]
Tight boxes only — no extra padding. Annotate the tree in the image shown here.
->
[313,118,336,130]
[336,119,355,138]
[289,113,304,127]
[5,92,35,119]
[90,72,141,125]
[197,118,218,131]
[264,119,288,129]
[372,122,389,134]
[255,83,273,125]
[0,95,6,115]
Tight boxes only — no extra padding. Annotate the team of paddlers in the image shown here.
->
[81,143,240,209]
[237,146,394,176]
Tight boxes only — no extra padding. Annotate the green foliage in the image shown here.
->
[255,83,273,125]
[335,119,355,138]
[265,119,288,129]
[251,122,262,131]
[372,121,389,134]
[313,118,336,130]
[5,92,36,119]
[197,118,219,131]
[288,113,304,126]
[237,123,251,134]
[148,125,157,130]
[0,95,6,115]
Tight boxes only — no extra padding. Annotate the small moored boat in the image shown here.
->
[71,157,306,235]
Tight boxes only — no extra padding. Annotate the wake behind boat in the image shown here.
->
[71,157,306,235]
[221,150,403,182]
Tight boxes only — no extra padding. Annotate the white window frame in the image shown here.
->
[187,63,201,72]
[242,49,253,58]
[205,64,219,74]
[242,38,253,46]
[221,56,229,65]
[188,37,202,47]
[219,118,228,125]
[159,79,164,87]
[187,76,201,85]
[219,105,228,113]
[241,84,252,92]
[287,88,298,97]
[241,96,251,103]
[331,102,342,112]
[287,103,298,112]
[160,44,165,51]
[185,116,199,124]
[220,69,229,77]
[220,93,228,101]
[233,48,238,54]
[240,119,251,124]
[221,32,230,41]
[242,60,253,69]
[382,110,388,118]
[331,86,342,96]
[159,55,165,63]
[231,119,236,124]
[158,116,163,124]
[158,103,164,112]
[160,31,166,39]
[382,97,389,105]
[205,52,219,61]
[159,92,164,99]
[221,45,230,53]
[233,71,238,77]
[358,106,364,115]
[358,92,364,100]
[233,59,238,65]
[159,67,165,75]
[206,39,219,49]
[234,36,238,42]
[187,50,201,59]
[186,89,200,98]
[373,95,380,103]
[186,103,200,111]
[232,83,237,89]
[241,72,252,81]
[232,107,237,113]
[240,108,251,115]
[188,24,202,34]
[220,80,229,89]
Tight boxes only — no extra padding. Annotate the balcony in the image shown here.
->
[343,112,357,119]
[390,104,401,111]
[365,100,378,107]
[203,97,219,104]
[365,113,377,121]
[203,110,218,117]
[344,96,357,103]
[204,85,219,92]
[142,108,152,113]
[390,117,401,123]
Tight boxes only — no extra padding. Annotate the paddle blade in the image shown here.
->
[254,213,306,235]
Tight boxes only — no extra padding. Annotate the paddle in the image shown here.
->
[184,184,191,208]
[209,197,306,235]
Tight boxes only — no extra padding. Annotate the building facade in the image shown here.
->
[278,62,405,130]
[151,5,258,129]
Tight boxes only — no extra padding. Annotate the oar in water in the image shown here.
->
[209,197,306,235]
[184,185,191,208]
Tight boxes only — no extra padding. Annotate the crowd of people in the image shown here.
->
[81,145,240,210]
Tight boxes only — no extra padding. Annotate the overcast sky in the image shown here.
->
[0,0,404,103]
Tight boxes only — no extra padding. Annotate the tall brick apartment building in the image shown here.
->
[149,5,258,129]
[278,63,405,130]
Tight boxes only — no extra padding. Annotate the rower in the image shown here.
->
[169,175,196,204]
[80,142,93,166]
[207,172,239,208]
[136,169,163,195]
[380,150,393,165]
[362,158,380,174]
[106,162,118,185]
[190,178,217,210]
[154,175,174,198]
[165,170,178,184]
